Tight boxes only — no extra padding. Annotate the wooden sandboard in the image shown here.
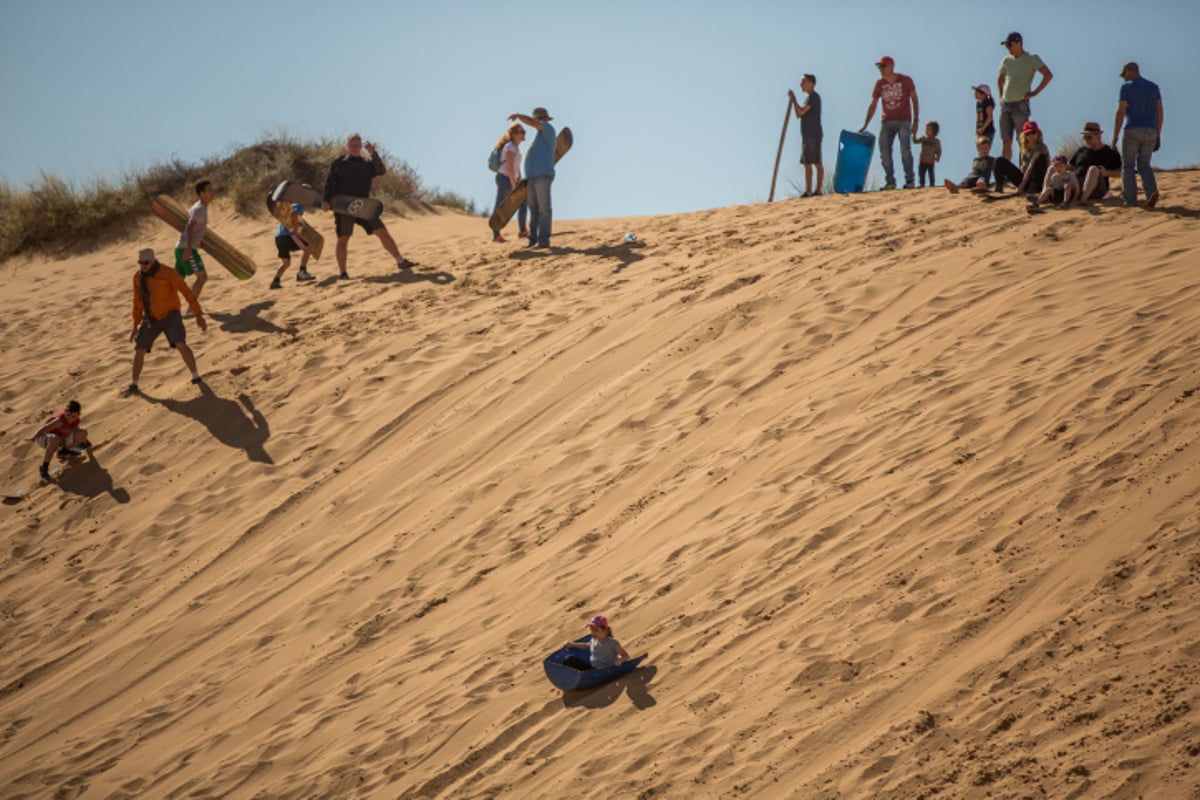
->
[270,181,383,220]
[151,195,256,280]
[268,200,324,261]
[489,127,573,233]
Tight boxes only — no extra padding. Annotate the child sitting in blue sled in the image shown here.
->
[563,615,630,670]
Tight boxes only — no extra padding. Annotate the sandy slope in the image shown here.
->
[2,175,1200,799]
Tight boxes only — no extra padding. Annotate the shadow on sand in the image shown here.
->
[560,664,658,711]
[208,300,297,336]
[143,382,273,464]
[509,240,647,273]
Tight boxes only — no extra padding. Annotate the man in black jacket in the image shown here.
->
[324,133,415,279]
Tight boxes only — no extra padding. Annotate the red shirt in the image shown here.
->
[873,74,917,122]
[44,412,80,436]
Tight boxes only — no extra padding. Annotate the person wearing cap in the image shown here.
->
[30,400,92,482]
[1030,155,1081,210]
[1113,62,1163,207]
[859,56,920,190]
[993,120,1049,194]
[508,107,557,247]
[972,84,996,142]
[323,133,416,279]
[174,180,214,299]
[1070,122,1122,203]
[126,247,207,396]
[562,615,630,670]
[997,32,1053,163]
[787,74,823,197]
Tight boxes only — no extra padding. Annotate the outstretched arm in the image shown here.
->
[509,113,544,131]
[859,97,879,132]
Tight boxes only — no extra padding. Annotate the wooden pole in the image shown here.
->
[768,97,792,202]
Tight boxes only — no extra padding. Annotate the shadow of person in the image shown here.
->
[208,300,297,336]
[560,663,657,710]
[511,240,647,273]
[56,450,131,504]
[145,382,273,464]
[364,268,456,286]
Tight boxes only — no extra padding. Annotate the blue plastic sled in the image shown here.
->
[833,130,876,194]
[543,636,647,691]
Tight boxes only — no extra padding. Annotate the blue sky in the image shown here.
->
[2,0,1196,220]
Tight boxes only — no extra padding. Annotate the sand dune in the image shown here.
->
[3,174,1200,799]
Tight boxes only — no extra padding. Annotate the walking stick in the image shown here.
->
[768,96,793,202]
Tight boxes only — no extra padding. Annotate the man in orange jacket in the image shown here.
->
[126,247,207,396]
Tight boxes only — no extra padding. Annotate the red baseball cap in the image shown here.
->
[1021,120,1040,134]
[875,56,895,67]
[587,615,609,628]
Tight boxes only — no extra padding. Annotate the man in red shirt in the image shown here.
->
[860,55,920,190]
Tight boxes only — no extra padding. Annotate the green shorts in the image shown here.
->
[174,248,207,277]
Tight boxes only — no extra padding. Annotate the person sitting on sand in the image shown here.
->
[944,136,996,193]
[1029,155,1080,210]
[562,615,630,670]
[1070,121,1122,204]
[30,399,91,481]
[993,120,1050,194]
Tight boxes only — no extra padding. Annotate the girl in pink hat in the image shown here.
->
[563,615,630,670]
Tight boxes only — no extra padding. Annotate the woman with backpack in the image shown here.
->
[491,123,527,243]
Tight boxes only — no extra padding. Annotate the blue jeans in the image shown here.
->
[879,120,914,187]
[1120,127,1158,204]
[527,175,554,246]
[493,174,527,232]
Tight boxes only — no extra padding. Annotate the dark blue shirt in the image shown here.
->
[1120,77,1161,129]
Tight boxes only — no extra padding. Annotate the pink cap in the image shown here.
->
[587,615,609,628]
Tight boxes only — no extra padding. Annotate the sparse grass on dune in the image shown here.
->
[0,134,475,262]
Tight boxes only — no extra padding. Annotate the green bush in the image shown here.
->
[0,134,454,261]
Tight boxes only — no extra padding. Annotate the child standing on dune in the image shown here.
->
[563,615,630,670]
[913,121,941,187]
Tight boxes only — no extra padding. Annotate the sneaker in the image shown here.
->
[882,183,896,191]
[902,182,916,190]
[296,270,316,282]
[338,270,350,280]
[1146,190,1159,208]
[519,229,530,238]
[800,191,812,198]
[492,233,506,243]
[38,465,51,481]
[191,375,203,385]
[123,384,140,397]
[57,447,73,460]
[269,277,282,290]
[396,258,416,270]
[58,447,85,460]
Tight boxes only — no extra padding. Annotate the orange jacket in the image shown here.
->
[132,262,202,324]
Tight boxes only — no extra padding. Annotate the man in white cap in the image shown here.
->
[997,32,1053,162]
[126,247,207,396]
[508,107,557,247]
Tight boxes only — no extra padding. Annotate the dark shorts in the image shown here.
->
[275,234,302,259]
[174,248,206,277]
[135,309,187,352]
[800,135,822,165]
[334,212,385,238]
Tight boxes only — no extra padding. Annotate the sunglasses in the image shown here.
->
[138,259,153,265]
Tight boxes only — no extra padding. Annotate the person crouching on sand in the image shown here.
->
[30,399,92,481]
[563,615,630,670]
[125,247,207,396]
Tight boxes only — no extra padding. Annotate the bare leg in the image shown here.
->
[274,257,291,281]
[804,164,814,194]
[191,271,207,298]
[1080,167,1101,203]
[815,163,825,193]
[336,236,350,274]
[374,227,408,266]
[42,434,62,463]
[131,349,147,384]
[177,342,199,376]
